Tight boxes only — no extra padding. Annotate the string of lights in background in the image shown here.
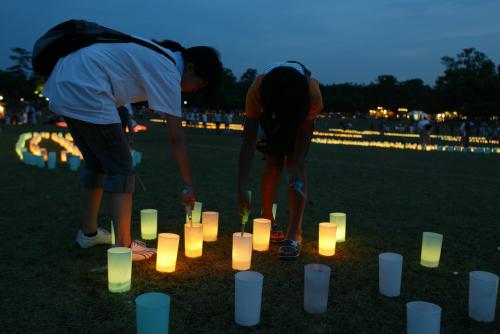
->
[149,119,500,154]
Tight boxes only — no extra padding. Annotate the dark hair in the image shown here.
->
[154,40,222,95]
[260,66,310,126]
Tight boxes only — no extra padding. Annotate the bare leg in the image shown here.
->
[285,160,306,243]
[81,175,104,234]
[261,154,284,223]
[109,192,133,247]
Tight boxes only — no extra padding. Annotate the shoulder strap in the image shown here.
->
[127,37,177,66]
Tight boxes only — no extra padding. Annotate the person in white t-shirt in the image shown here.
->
[43,39,222,261]
[417,119,433,150]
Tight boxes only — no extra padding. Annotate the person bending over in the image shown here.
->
[237,61,323,259]
[43,38,222,260]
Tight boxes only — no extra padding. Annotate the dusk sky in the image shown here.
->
[1,0,499,86]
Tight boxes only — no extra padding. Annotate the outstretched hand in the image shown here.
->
[181,185,195,210]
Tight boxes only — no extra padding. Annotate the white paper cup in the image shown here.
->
[304,263,331,313]
[232,232,253,270]
[202,211,219,242]
[235,271,263,326]
[468,271,498,322]
[136,292,170,334]
[156,233,180,273]
[406,301,441,334]
[252,218,271,251]
[379,252,403,297]
[184,223,203,258]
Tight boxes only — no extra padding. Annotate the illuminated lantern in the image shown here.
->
[329,212,346,242]
[406,301,441,334]
[111,220,115,246]
[304,264,331,314]
[318,222,337,256]
[379,252,403,297]
[192,202,202,223]
[468,271,498,322]
[61,150,67,162]
[202,211,219,242]
[156,233,180,273]
[232,232,253,270]
[184,223,203,258]
[252,218,271,251]
[140,209,158,240]
[234,271,263,326]
[48,152,56,169]
[420,232,443,268]
[107,247,132,293]
[136,292,170,334]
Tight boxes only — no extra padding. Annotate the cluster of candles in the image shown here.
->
[379,232,498,333]
[311,137,500,154]
[106,206,497,333]
[15,132,142,170]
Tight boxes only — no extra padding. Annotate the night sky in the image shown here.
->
[1,0,499,85]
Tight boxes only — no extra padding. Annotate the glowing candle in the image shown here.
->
[318,222,337,256]
[156,233,180,273]
[111,220,115,246]
[184,223,203,258]
[272,203,277,220]
[304,264,331,313]
[60,150,66,162]
[469,271,498,322]
[420,232,443,268]
[329,212,346,242]
[136,292,170,334]
[202,211,219,242]
[235,271,263,326]
[107,247,132,293]
[140,209,158,240]
[187,201,202,224]
[252,218,271,251]
[232,232,253,270]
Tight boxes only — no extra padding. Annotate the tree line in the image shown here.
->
[1,47,499,118]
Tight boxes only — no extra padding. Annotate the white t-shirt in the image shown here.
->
[417,120,431,131]
[43,39,183,124]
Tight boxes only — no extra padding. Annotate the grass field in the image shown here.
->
[1,121,499,333]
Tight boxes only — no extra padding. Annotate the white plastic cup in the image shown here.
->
[156,233,180,273]
[318,222,337,256]
[379,252,403,297]
[235,271,263,326]
[329,212,347,242]
[304,264,331,314]
[406,301,441,334]
[420,232,443,268]
[186,201,203,224]
[252,218,271,251]
[140,209,158,240]
[232,232,253,270]
[107,247,132,293]
[136,292,170,334]
[468,271,498,322]
[202,211,219,242]
[184,223,203,258]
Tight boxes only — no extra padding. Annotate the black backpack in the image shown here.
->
[32,19,176,76]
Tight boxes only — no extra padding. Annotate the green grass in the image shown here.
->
[1,122,499,333]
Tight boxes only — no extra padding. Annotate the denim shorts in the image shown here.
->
[65,117,134,193]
